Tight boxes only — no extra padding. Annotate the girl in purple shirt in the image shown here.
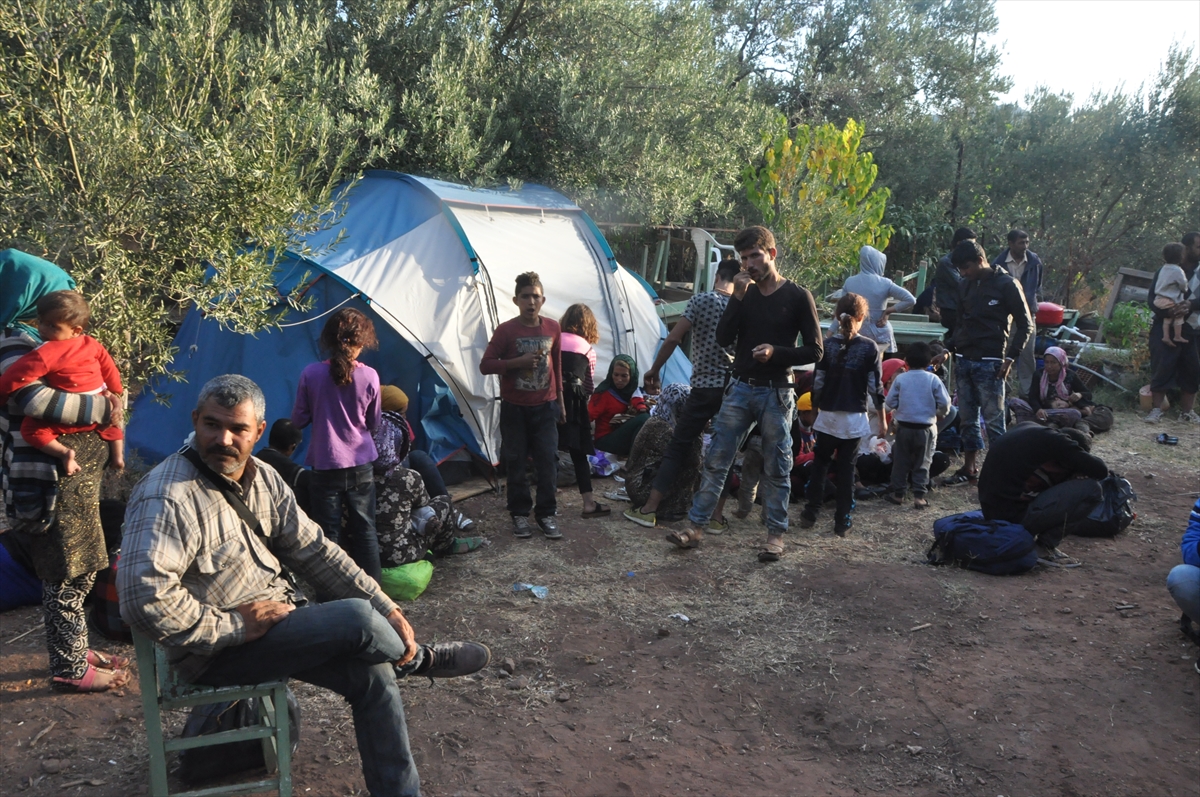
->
[292,308,383,582]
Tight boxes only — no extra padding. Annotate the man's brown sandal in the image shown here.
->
[665,528,701,549]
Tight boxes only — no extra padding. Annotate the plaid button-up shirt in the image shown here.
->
[118,449,399,681]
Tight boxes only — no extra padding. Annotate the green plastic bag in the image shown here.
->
[380,559,434,601]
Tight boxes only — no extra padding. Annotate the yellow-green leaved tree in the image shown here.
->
[742,115,892,290]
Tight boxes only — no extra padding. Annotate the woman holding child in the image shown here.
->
[0,250,129,692]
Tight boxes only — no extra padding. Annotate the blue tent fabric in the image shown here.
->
[127,172,691,467]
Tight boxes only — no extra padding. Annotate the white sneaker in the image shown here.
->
[1179,410,1200,424]
[1143,408,1165,424]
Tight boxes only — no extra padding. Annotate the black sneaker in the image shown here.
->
[834,515,853,537]
[418,641,492,678]
[537,516,562,539]
[798,509,817,529]
[512,515,533,538]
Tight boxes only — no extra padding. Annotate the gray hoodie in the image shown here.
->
[841,246,916,353]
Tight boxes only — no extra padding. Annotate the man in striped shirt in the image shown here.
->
[119,374,489,797]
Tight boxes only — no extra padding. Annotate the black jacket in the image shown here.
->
[950,267,1033,360]
[256,447,312,515]
[978,424,1108,522]
[811,334,884,413]
[933,252,961,312]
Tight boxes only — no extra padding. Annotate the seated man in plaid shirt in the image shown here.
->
[118,374,489,797]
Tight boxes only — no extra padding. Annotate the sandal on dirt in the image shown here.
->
[52,663,129,693]
[581,503,611,519]
[883,492,904,506]
[913,498,929,510]
[87,650,131,670]
[665,528,701,549]
[757,542,785,563]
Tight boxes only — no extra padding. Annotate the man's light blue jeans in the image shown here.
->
[688,380,794,534]
[956,357,1006,451]
[196,599,421,797]
[1168,564,1200,623]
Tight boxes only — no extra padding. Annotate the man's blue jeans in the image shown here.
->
[688,380,794,534]
[196,599,420,797]
[956,358,1006,451]
[310,463,381,583]
[1168,564,1200,623]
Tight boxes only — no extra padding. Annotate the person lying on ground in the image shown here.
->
[976,422,1109,565]
[1167,496,1200,673]
[1007,346,1093,434]
[119,374,490,797]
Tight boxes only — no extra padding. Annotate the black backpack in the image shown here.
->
[1071,473,1136,538]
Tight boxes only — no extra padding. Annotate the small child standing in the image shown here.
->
[1154,243,1193,347]
[0,290,123,475]
[479,272,564,540]
[799,293,884,537]
[884,341,951,509]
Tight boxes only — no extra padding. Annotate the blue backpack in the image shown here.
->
[927,511,1038,575]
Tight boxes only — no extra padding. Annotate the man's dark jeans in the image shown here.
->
[196,599,420,797]
[651,387,725,496]
[310,463,381,583]
[500,399,559,519]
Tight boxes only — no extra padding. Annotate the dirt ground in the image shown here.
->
[2,408,1198,797]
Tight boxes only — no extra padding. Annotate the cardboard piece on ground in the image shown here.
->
[449,477,495,503]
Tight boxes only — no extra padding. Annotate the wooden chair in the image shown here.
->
[132,630,292,797]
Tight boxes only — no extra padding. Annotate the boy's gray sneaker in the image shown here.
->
[538,516,562,539]
[512,515,533,538]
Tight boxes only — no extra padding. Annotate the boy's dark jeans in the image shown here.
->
[500,399,559,519]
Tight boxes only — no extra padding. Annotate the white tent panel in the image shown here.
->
[327,214,501,462]
[450,207,629,371]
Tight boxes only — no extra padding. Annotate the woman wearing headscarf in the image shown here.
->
[1007,346,1093,432]
[0,250,128,692]
[588,354,650,457]
[841,246,916,354]
[624,383,704,522]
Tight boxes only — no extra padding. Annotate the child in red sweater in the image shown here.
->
[0,291,124,475]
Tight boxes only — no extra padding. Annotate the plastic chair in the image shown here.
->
[132,630,292,797]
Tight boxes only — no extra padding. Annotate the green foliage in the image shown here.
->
[742,115,892,286]
[0,0,395,389]
[1102,302,1152,351]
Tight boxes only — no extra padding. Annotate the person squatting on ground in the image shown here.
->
[0,290,125,476]
[625,257,740,528]
[292,308,384,583]
[1007,346,1094,433]
[976,422,1109,564]
[670,226,824,560]
[589,355,650,458]
[1166,496,1200,673]
[118,374,490,797]
[1145,234,1200,424]
[992,229,1044,395]
[0,250,129,692]
[799,293,884,539]
[558,303,610,518]
[883,341,951,510]
[840,244,915,355]
[942,239,1033,485]
[479,272,565,540]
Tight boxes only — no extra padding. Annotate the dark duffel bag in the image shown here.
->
[179,689,301,784]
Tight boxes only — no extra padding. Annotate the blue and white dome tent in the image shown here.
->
[128,171,690,468]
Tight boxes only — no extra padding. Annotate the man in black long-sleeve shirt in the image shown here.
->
[978,423,1109,562]
[670,226,823,562]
